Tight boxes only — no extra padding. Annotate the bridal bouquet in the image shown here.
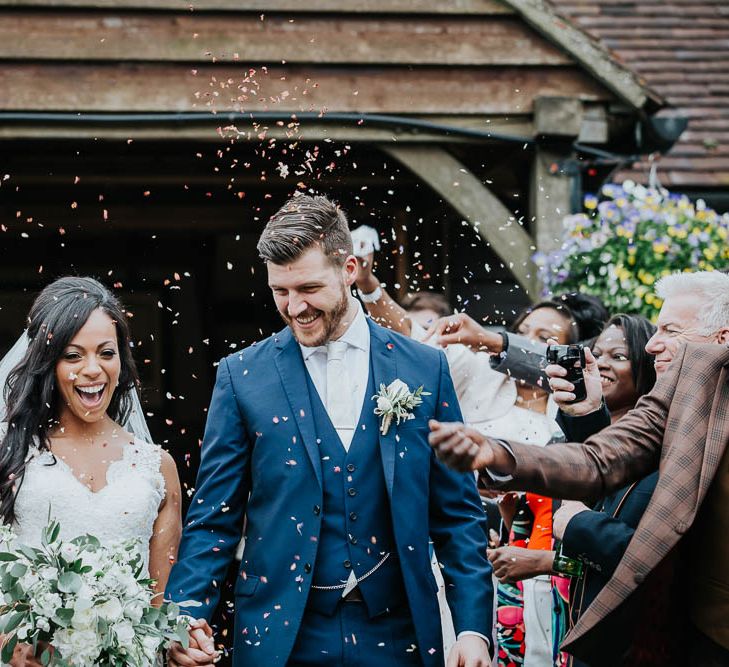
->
[533,180,729,319]
[0,521,189,666]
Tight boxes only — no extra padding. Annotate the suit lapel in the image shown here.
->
[273,328,322,489]
[368,320,397,500]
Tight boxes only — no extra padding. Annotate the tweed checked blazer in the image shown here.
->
[493,342,729,653]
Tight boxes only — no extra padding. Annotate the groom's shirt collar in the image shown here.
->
[299,301,370,360]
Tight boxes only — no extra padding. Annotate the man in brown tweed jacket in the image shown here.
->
[429,271,729,666]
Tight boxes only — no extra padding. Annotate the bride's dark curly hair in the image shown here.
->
[0,277,140,524]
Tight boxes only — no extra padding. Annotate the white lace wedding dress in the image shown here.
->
[13,438,165,572]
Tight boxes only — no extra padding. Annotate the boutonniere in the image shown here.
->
[372,379,430,435]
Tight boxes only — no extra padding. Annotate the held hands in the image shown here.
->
[546,344,603,416]
[428,420,495,472]
[487,546,554,584]
[167,618,218,667]
[552,500,590,540]
[423,313,503,353]
[5,641,51,667]
[446,634,491,667]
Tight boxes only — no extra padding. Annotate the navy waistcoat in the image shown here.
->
[304,362,406,617]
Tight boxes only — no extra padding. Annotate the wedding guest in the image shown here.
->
[421,294,607,392]
[429,270,729,667]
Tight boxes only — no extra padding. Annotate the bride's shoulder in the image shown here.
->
[127,438,178,499]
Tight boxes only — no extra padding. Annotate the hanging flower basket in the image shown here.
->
[533,180,729,319]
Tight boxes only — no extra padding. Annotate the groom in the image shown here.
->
[166,194,493,666]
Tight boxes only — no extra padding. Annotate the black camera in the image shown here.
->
[546,344,587,403]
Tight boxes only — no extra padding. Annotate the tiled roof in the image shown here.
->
[549,0,729,188]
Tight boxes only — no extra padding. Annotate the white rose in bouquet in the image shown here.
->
[53,628,101,665]
[114,620,135,645]
[97,597,123,623]
[124,599,145,624]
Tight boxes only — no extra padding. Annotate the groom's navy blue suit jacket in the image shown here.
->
[166,319,493,666]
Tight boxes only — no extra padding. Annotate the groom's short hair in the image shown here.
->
[258,193,353,267]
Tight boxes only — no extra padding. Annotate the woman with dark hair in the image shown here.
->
[488,314,680,666]
[0,277,183,667]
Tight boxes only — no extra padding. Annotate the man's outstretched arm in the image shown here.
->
[429,346,684,503]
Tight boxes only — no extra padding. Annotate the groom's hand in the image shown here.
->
[168,618,218,666]
[446,635,491,666]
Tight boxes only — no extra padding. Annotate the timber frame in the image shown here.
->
[0,0,664,297]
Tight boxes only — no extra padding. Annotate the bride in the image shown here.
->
[0,276,185,666]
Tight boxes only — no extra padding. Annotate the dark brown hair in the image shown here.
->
[257,193,353,267]
[400,292,452,318]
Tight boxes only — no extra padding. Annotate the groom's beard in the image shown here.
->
[280,286,350,348]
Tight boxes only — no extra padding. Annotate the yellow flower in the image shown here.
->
[639,270,656,286]
[628,255,636,266]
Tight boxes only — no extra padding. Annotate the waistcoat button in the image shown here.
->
[304,563,312,573]
[349,512,357,521]
[347,464,356,473]
[313,505,321,515]
[343,560,352,569]
[348,488,357,497]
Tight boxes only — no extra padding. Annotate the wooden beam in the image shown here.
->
[384,145,537,295]
[0,64,612,113]
[530,148,576,256]
[530,96,579,256]
[502,0,664,110]
[0,115,535,142]
[0,0,513,12]
[0,13,569,65]
[534,96,582,138]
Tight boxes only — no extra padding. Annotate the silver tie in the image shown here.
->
[326,340,355,451]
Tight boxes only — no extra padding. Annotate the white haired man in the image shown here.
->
[429,271,729,666]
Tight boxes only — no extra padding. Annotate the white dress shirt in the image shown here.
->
[299,301,371,450]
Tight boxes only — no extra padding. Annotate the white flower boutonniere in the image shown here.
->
[372,379,430,435]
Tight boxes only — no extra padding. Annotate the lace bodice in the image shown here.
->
[13,438,165,571]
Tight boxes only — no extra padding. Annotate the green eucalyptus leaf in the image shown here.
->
[57,571,82,594]
[15,543,38,560]
[0,610,25,633]
[54,607,74,627]
[1,633,17,663]
[176,625,190,649]
[9,562,27,578]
